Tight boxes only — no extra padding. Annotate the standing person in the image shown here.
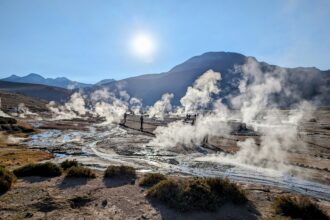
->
[202,134,209,145]
[140,115,144,131]
[123,112,127,125]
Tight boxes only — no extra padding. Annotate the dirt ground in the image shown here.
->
[0,111,330,219]
[0,131,52,170]
[1,171,329,220]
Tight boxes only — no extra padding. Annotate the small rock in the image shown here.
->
[24,212,33,218]
[102,199,108,207]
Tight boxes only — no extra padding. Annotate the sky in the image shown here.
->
[0,0,329,83]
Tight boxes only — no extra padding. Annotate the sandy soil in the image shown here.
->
[1,111,330,219]
[1,172,329,220]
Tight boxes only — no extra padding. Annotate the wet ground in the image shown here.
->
[23,113,330,202]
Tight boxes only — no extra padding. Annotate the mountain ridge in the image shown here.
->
[0,80,72,103]
[97,51,329,107]
[2,73,92,89]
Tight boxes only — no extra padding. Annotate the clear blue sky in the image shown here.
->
[0,0,329,83]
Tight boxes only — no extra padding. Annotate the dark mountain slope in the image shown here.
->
[0,91,48,113]
[99,52,329,107]
[0,81,71,102]
[101,52,246,106]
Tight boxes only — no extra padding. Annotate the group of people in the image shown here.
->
[122,112,199,133]
[122,111,208,145]
[184,113,198,125]
[122,112,144,131]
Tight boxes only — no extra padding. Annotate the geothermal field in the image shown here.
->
[0,58,329,219]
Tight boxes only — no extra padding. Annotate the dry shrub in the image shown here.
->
[0,166,16,193]
[0,117,17,125]
[273,195,329,220]
[147,179,181,206]
[147,177,247,212]
[66,166,96,178]
[60,159,79,170]
[139,173,167,187]
[13,162,62,177]
[104,165,136,178]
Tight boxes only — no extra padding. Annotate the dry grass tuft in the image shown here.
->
[273,195,329,220]
[0,166,16,193]
[104,165,136,179]
[60,159,79,170]
[147,177,247,212]
[139,173,167,187]
[66,166,96,178]
[13,162,62,177]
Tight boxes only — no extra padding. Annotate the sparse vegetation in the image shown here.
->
[0,166,16,193]
[273,195,329,220]
[70,196,93,208]
[0,146,52,169]
[0,117,17,125]
[104,165,136,178]
[205,177,247,204]
[139,173,167,187]
[147,177,247,212]
[66,166,96,178]
[60,159,79,170]
[13,162,62,177]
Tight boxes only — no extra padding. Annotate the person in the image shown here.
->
[140,115,144,131]
[123,112,127,125]
[202,134,209,145]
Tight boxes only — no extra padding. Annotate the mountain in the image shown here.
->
[95,78,116,86]
[2,73,91,89]
[98,52,330,107]
[0,80,72,102]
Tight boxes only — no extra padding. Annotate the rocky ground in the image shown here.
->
[1,171,329,220]
[0,110,330,219]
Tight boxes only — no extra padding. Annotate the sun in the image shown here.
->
[131,32,156,61]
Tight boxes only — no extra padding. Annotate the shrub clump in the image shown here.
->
[0,166,16,193]
[66,166,96,178]
[273,195,329,220]
[147,177,247,212]
[104,165,136,178]
[147,179,181,206]
[139,173,167,187]
[205,178,247,204]
[0,116,17,124]
[60,159,79,170]
[13,162,62,177]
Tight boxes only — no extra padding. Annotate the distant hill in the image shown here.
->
[95,78,116,86]
[0,80,72,103]
[98,52,330,107]
[0,91,48,113]
[2,73,91,89]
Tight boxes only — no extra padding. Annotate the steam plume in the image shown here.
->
[147,93,174,119]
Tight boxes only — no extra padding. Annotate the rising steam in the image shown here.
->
[149,59,315,172]
[47,88,142,124]
[179,69,221,114]
[147,93,174,119]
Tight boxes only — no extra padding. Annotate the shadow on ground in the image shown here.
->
[19,176,54,183]
[103,177,136,188]
[147,198,261,220]
[58,177,90,189]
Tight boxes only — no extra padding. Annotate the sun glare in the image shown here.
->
[131,32,156,61]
